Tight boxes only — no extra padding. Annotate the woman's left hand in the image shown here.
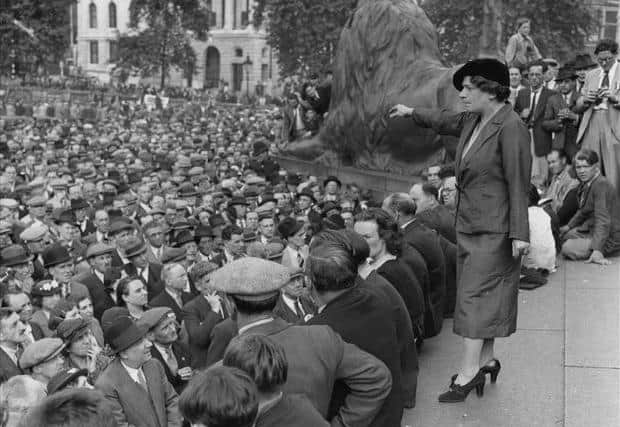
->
[512,239,530,258]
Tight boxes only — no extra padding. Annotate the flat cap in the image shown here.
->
[109,220,134,235]
[49,178,67,188]
[209,257,290,300]
[136,307,175,331]
[245,176,266,186]
[20,224,48,242]
[19,338,65,370]
[188,167,204,177]
[56,318,90,343]
[86,242,115,259]
[0,220,12,234]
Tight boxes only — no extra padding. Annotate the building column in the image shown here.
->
[225,0,234,30]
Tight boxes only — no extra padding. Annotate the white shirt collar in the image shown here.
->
[153,343,171,362]
[280,292,300,315]
[120,360,145,384]
[94,269,105,284]
[0,344,18,365]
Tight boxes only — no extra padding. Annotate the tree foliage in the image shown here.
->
[0,0,73,75]
[420,0,599,65]
[116,0,210,88]
[254,0,358,76]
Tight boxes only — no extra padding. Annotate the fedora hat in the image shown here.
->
[104,316,148,354]
[42,243,72,268]
[323,175,342,188]
[572,53,597,71]
[296,187,316,204]
[124,237,148,259]
[555,66,578,82]
[70,198,90,210]
[0,245,33,267]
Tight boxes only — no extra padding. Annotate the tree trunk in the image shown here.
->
[479,0,503,58]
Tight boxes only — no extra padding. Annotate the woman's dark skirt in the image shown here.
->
[453,232,521,339]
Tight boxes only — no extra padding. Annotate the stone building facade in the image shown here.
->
[71,0,279,95]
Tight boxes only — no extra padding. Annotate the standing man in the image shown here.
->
[514,60,556,187]
[95,316,182,427]
[574,39,620,194]
[150,263,194,322]
[542,67,582,160]
[508,66,525,106]
[0,308,28,382]
[138,307,193,394]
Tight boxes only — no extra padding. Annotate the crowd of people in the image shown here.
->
[0,26,617,427]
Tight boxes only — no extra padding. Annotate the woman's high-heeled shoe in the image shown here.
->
[480,359,501,384]
[438,371,486,403]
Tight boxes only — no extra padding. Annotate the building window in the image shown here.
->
[109,2,117,28]
[261,47,268,58]
[90,41,99,64]
[261,64,269,81]
[109,40,119,63]
[235,48,243,57]
[241,11,249,27]
[89,3,97,28]
[603,9,618,40]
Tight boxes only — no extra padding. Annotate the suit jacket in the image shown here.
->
[75,271,116,321]
[150,290,194,322]
[567,174,620,254]
[280,105,304,142]
[95,358,182,427]
[0,347,21,383]
[542,91,581,159]
[415,204,457,244]
[150,342,192,394]
[514,87,556,156]
[205,317,237,367]
[411,104,531,240]
[229,318,392,427]
[272,293,316,324]
[577,66,620,143]
[402,219,446,338]
[182,295,229,369]
[308,287,404,427]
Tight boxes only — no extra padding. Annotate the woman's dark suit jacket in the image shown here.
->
[411,104,530,241]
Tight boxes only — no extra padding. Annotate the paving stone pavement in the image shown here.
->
[402,257,620,427]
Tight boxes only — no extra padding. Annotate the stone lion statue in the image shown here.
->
[282,0,463,175]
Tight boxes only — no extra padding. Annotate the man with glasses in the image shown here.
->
[575,39,620,195]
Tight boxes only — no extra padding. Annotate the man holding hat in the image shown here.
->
[137,307,192,394]
[207,257,392,426]
[95,316,182,427]
[19,337,66,388]
[541,66,582,160]
[183,260,232,369]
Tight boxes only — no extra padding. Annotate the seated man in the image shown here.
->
[560,149,620,264]
[544,149,579,217]
[409,182,456,244]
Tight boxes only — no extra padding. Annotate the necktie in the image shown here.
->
[529,90,538,123]
[165,347,178,376]
[136,369,148,391]
[297,252,304,268]
[294,299,305,319]
[601,71,610,88]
